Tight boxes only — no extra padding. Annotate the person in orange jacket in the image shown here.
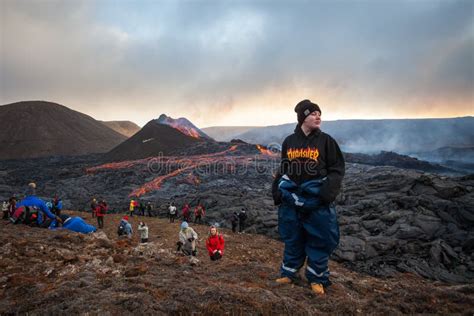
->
[205,225,225,261]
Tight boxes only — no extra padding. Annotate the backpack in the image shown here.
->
[117,223,126,236]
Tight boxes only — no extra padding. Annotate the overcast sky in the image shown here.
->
[1,0,473,127]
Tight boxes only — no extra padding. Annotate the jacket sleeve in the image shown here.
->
[319,136,345,204]
[272,138,289,205]
[218,235,225,252]
[191,228,198,240]
[179,231,186,243]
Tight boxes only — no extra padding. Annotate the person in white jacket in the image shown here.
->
[168,202,177,223]
[137,221,149,243]
[177,221,198,256]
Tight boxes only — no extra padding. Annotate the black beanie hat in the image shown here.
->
[294,99,321,124]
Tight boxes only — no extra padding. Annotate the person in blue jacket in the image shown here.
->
[272,100,345,295]
[117,216,133,239]
[16,182,62,228]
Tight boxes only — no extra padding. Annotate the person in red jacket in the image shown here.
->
[96,200,107,229]
[205,225,225,261]
[182,204,191,222]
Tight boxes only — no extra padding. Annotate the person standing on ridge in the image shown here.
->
[272,99,345,296]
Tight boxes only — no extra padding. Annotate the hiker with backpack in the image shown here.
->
[194,203,205,224]
[177,221,198,256]
[118,215,133,238]
[168,202,177,223]
[205,225,225,261]
[137,221,149,243]
[272,100,345,295]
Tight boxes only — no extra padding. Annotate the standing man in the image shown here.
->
[272,99,345,295]
[90,198,97,218]
[238,210,247,233]
[168,202,177,223]
[96,200,107,229]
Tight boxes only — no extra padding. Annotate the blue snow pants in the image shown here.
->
[278,176,340,286]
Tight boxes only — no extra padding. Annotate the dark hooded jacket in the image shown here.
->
[272,124,345,205]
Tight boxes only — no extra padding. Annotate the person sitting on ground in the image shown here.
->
[15,182,62,228]
[118,215,133,238]
[137,221,149,243]
[205,225,225,261]
[177,221,198,256]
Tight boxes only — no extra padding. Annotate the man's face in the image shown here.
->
[302,111,322,130]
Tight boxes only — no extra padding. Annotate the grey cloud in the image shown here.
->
[1,0,472,126]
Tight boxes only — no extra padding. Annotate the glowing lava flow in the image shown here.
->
[130,165,197,197]
[167,121,201,139]
[256,144,277,156]
[86,144,278,197]
[85,158,150,173]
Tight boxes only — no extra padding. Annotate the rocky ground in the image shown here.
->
[1,148,473,286]
[1,211,473,315]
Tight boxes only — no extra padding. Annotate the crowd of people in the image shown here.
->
[2,185,234,263]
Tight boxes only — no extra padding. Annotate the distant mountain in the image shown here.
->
[156,114,213,140]
[0,101,127,160]
[101,121,140,138]
[104,119,206,161]
[229,117,474,158]
[202,126,260,141]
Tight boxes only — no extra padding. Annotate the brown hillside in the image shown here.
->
[0,101,126,160]
[0,211,472,314]
[101,121,141,138]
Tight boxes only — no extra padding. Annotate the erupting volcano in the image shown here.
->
[156,114,212,140]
